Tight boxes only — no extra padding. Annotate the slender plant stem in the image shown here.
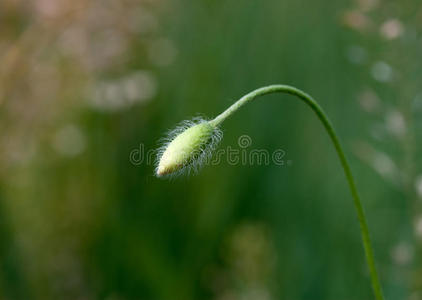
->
[210,85,384,300]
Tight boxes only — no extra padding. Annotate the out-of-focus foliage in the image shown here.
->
[0,0,422,299]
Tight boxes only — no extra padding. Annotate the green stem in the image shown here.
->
[210,85,384,300]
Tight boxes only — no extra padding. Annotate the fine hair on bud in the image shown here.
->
[155,117,222,178]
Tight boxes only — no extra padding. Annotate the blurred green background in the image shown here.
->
[1,0,422,299]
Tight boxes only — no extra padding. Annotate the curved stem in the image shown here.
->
[210,85,384,300]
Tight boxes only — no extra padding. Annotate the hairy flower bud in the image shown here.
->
[156,119,222,177]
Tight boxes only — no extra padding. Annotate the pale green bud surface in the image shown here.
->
[156,122,216,177]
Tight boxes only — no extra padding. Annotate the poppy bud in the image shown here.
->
[156,119,222,177]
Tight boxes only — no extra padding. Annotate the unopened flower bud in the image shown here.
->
[156,119,222,177]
